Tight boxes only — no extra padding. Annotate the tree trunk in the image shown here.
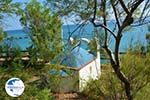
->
[104,46,133,100]
[112,64,132,100]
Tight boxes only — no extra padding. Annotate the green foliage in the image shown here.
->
[89,28,105,52]
[0,40,24,69]
[21,86,53,100]
[146,33,150,39]
[0,28,6,41]
[0,0,20,19]
[20,0,62,67]
[0,0,21,72]
[83,51,150,100]
[121,52,150,97]
[0,0,20,43]
[88,39,97,53]
[128,42,146,53]
[46,64,78,92]
[0,0,76,99]
[0,67,54,100]
[135,83,150,100]
[83,67,125,100]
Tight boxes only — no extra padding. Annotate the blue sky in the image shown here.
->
[3,15,22,30]
[3,0,27,30]
[3,0,45,30]
[3,0,148,31]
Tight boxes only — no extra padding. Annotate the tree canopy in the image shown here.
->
[20,0,62,66]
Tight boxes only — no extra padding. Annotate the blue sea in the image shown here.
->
[63,23,148,52]
[2,23,149,64]
[3,30,31,50]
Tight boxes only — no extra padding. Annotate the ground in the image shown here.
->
[53,92,88,100]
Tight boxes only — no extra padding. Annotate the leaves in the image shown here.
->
[0,0,20,16]
[121,52,150,97]
[0,0,20,42]
[20,0,63,67]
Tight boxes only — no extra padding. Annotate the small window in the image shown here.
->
[89,66,92,73]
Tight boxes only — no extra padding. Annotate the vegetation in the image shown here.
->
[20,0,62,68]
[83,50,150,100]
[0,67,54,100]
[146,33,150,39]
[0,0,20,21]
[0,0,61,99]
[47,0,150,99]
[0,0,150,99]
[0,0,20,40]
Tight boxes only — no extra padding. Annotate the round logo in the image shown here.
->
[5,78,25,97]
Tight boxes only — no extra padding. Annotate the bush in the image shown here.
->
[82,52,150,100]
[0,67,54,100]
[82,67,125,100]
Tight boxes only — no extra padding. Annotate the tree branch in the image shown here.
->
[115,0,144,66]
[139,0,150,22]
[130,0,144,13]
[91,0,117,39]
[102,0,108,47]
[91,0,144,99]
[111,1,121,28]
[118,0,130,14]
[92,22,117,39]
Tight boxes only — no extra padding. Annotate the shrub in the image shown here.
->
[82,52,150,100]
[0,67,54,100]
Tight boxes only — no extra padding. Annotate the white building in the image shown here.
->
[51,41,101,92]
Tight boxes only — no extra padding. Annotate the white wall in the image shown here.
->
[79,57,101,91]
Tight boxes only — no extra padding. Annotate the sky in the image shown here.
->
[3,15,22,30]
[3,0,45,31]
[3,0,148,31]
[3,0,26,30]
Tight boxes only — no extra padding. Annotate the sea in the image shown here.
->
[2,23,149,64]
